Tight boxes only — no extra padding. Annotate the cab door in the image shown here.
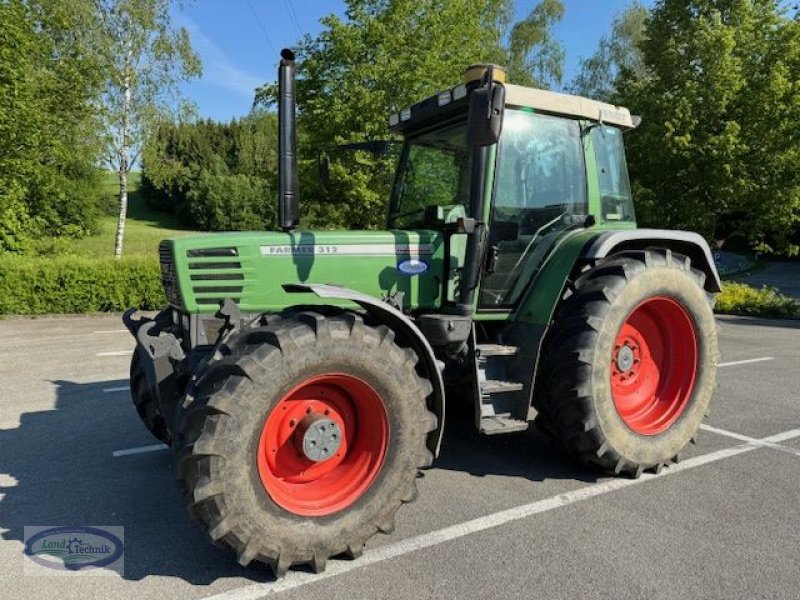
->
[479,110,588,308]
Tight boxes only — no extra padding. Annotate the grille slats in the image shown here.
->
[188,261,242,270]
[187,247,239,258]
[189,273,245,281]
[197,298,240,305]
[185,246,245,306]
[158,240,182,308]
[192,285,244,294]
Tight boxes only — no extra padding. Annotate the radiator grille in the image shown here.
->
[186,247,239,258]
[185,246,245,306]
[159,240,182,308]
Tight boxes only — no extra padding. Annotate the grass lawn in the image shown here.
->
[66,171,195,259]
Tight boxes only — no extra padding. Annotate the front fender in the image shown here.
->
[283,283,446,458]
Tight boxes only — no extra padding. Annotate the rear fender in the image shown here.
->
[584,229,721,292]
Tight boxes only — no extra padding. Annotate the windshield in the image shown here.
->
[389,121,471,228]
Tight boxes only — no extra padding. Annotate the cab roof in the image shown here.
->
[389,82,638,134]
[504,84,636,129]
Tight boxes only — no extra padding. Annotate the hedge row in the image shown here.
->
[0,255,164,315]
[715,282,800,319]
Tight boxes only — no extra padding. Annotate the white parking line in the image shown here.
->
[112,444,168,457]
[700,424,800,457]
[96,350,134,357]
[202,427,800,600]
[103,386,130,393]
[718,357,774,368]
[699,423,754,443]
[93,329,129,334]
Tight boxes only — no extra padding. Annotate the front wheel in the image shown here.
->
[172,311,436,575]
[535,249,718,476]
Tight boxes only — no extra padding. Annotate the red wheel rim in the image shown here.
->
[257,373,389,516]
[610,296,698,435]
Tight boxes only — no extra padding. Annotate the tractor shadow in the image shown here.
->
[0,379,275,585]
[0,379,595,586]
[435,399,601,484]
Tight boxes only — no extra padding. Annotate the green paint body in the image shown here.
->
[162,113,636,321]
[168,230,446,314]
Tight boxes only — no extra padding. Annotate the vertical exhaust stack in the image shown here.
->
[278,48,299,230]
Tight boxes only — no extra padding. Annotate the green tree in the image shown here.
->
[0,0,104,252]
[97,0,201,258]
[569,2,649,100]
[256,0,565,229]
[141,112,279,230]
[618,0,800,254]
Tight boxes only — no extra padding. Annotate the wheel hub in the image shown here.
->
[615,344,635,372]
[296,413,342,462]
[257,373,389,516]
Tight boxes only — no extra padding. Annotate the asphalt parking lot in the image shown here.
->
[1,314,799,599]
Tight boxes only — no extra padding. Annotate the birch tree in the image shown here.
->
[100,0,200,258]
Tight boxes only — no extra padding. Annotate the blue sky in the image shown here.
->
[174,0,653,122]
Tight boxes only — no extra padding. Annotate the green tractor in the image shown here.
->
[124,49,719,575]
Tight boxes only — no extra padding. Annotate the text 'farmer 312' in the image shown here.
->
[124,49,720,576]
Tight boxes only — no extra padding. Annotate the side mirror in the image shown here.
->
[467,82,505,147]
[318,153,331,190]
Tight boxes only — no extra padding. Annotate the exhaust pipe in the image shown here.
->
[278,48,299,230]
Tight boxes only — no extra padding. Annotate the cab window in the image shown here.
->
[591,125,635,222]
[480,110,587,307]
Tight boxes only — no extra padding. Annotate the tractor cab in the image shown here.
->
[387,66,639,312]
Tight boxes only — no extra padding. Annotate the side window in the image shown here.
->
[591,125,635,222]
[479,110,587,307]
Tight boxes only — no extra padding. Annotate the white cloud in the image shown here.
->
[181,16,264,99]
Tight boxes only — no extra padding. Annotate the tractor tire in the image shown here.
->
[172,311,436,576]
[534,249,718,477]
[130,347,171,445]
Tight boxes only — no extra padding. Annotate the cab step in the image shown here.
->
[476,343,519,357]
[479,415,529,435]
[472,335,529,435]
[481,379,524,394]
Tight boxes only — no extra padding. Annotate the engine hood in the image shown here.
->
[159,229,445,314]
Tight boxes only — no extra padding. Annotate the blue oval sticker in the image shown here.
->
[25,526,124,571]
[397,259,428,276]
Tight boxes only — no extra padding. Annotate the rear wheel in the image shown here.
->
[172,311,436,575]
[535,249,718,476]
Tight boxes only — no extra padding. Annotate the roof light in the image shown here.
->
[452,84,467,101]
[437,90,452,107]
[400,108,411,122]
[388,113,400,127]
[464,64,507,85]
